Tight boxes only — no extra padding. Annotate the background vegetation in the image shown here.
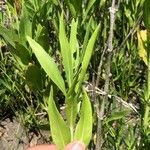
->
[0,0,150,149]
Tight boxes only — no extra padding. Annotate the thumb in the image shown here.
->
[64,141,85,150]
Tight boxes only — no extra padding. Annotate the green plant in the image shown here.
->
[1,0,150,149]
[26,13,99,149]
[140,0,150,148]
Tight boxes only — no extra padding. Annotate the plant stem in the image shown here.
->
[143,106,150,127]
[114,11,142,52]
[142,31,150,148]
[143,38,150,128]
[96,0,118,149]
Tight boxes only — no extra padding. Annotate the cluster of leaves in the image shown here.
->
[1,0,150,149]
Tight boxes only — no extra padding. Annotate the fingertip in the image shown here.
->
[64,141,85,150]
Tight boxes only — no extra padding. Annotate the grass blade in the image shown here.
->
[82,0,96,23]
[64,0,76,18]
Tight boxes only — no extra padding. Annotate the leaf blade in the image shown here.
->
[70,19,78,63]
[26,36,66,95]
[104,110,129,124]
[82,0,96,23]
[77,24,100,90]
[74,89,93,146]
[59,14,73,87]
[48,87,71,149]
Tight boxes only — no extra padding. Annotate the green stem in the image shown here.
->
[143,33,150,130]
[70,127,74,141]
[143,106,150,127]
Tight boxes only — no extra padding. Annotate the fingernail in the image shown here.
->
[70,142,85,150]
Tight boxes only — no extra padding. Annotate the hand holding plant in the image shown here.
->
[26,141,85,150]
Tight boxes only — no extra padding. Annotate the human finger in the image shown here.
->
[64,141,85,150]
[26,144,57,150]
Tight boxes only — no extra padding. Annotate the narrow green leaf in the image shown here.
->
[104,110,129,124]
[36,25,50,51]
[64,0,77,18]
[0,26,18,47]
[59,14,73,87]
[74,89,92,146]
[51,0,59,5]
[65,69,81,137]
[81,17,92,60]
[66,96,78,140]
[19,5,32,38]
[25,64,45,91]
[69,19,78,70]
[106,124,116,138]
[26,36,66,95]
[143,0,150,31]
[86,0,96,15]
[70,19,78,58]
[48,87,71,149]
[0,26,30,68]
[14,43,31,65]
[67,68,81,97]
[78,24,100,90]
[82,0,96,23]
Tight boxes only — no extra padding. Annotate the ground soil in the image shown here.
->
[0,118,50,150]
